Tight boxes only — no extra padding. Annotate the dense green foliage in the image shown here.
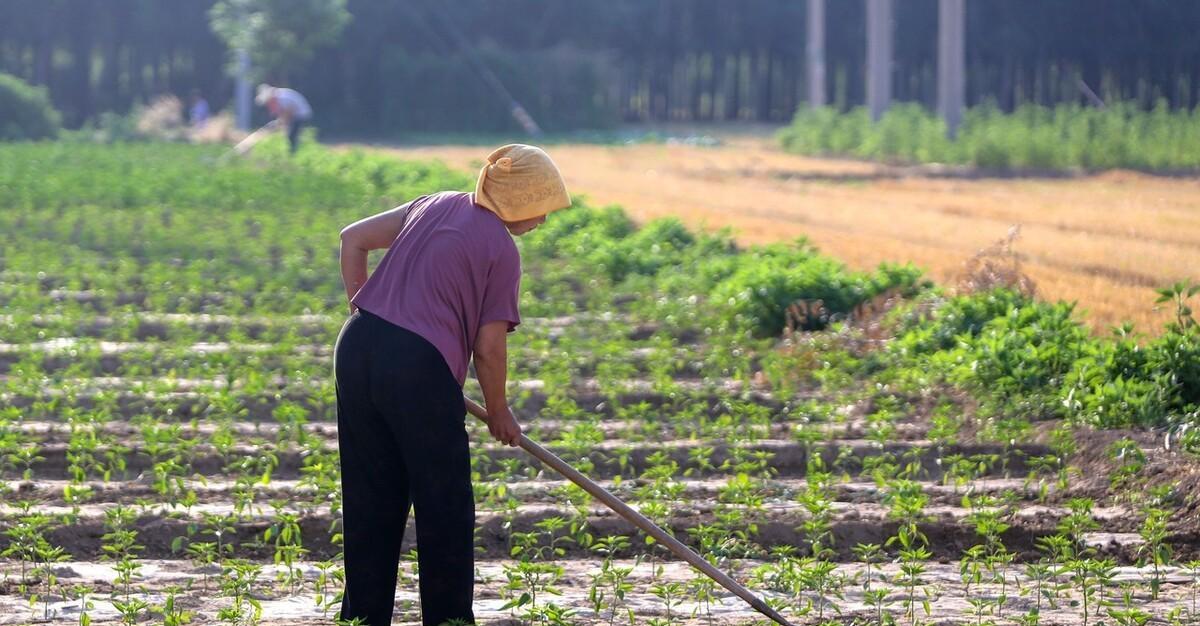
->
[209,0,351,82]
[522,203,924,337]
[0,73,61,141]
[779,102,1200,172]
[3,1,1200,130]
[880,286,1200,429]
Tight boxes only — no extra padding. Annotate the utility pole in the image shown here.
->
[807,0,826,108]
[937,0,966,137]
[865,0,893,121]
[236,49,251,131]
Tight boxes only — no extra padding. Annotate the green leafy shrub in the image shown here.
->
[884,283,1200,428]
[1063,284,1200,427]
[711,243,925,337]
[941,299,1090,418]
[1061,330,1200,429]
[0,73,61,141]
[890,288,1030,358]
[1062,341,1175,428]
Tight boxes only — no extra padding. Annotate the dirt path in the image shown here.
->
[343,135,1200,333]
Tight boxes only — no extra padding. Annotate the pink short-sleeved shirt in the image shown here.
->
[351,191,521,385]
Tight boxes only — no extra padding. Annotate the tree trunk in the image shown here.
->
[100,11,123,114]
[69,0,94,125]
[711,53,723,120]
[128,44,143,105]
[728,52,742,120]
[807,0,826,107]
[752,49,765,121]
[866,0,893,121]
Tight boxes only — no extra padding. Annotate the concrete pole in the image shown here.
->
[866,0,893,121]
[807,0,826,108]
[938,0,966,137]
[236,49,252,131]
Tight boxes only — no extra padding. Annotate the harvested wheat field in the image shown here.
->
[353,132,1200,335]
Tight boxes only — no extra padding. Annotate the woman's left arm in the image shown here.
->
[339,202,412,313]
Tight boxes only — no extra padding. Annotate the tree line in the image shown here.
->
[2,0,1198,132]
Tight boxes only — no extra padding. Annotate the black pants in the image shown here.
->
[287,119,307,154]
[335,310,475,626]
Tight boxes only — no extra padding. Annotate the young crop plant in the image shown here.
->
[1024,452,1064,503]
[500,560,566,621]
[200,511,239,559]
[151,587,194,626]
[101,506,144,606]
[688,571,719,626]
[1137,506,1172,600]
[70,584,96,626]
[964,494,1015,618]
[30,537,70,621]
[926,400,961,447]
[503,517,573,621]
[12,437,44,480]
[855,543,893,626]
[885,480,935,626]
[1107,437,1147,491]
[1033,534,1074,607]
[862,448,901,487]
[113,595,151,626]
[2,509,54,584]
[217,559,264,626]
[1068,557,1115,626]
[66,412,126,482]
[314,560,346,617]
[1106,586,1152,626]
[186,541,220,591]
[797,472,836,560]
[650,581,687,626]
[1057,498,1100,557]
[264,501,308,592]
[587,536,636,626]
[718,473,766,508]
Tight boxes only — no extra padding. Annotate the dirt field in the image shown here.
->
[349,133,1200,335]
[6,142,1199,624]
[2,314,1196,624]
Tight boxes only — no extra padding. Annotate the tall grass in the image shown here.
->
[778,101,1200,172]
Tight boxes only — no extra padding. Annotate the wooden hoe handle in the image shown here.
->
[463,395,794,626]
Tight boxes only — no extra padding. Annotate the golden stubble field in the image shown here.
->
[348,134,1200,335]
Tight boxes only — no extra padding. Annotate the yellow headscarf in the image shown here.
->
[474,144,571,222]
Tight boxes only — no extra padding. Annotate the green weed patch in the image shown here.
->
[779,101,1200,172]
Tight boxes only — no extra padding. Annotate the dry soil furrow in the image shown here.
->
[2,558,1191,626]
[14,439,1045,481]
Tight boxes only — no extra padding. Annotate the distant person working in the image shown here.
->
[255,84,313,154]
[189,89,210,129]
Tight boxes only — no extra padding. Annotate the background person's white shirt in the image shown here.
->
[274,88,312,120]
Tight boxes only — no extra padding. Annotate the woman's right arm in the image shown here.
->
[473,320,522,446]
[339,202,412,313]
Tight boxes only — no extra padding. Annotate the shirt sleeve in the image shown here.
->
[480,244,522,332]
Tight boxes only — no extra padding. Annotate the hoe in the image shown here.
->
[464,395,795,626]
[216,121,277,163]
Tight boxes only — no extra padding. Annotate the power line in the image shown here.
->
[403,0,543,136]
